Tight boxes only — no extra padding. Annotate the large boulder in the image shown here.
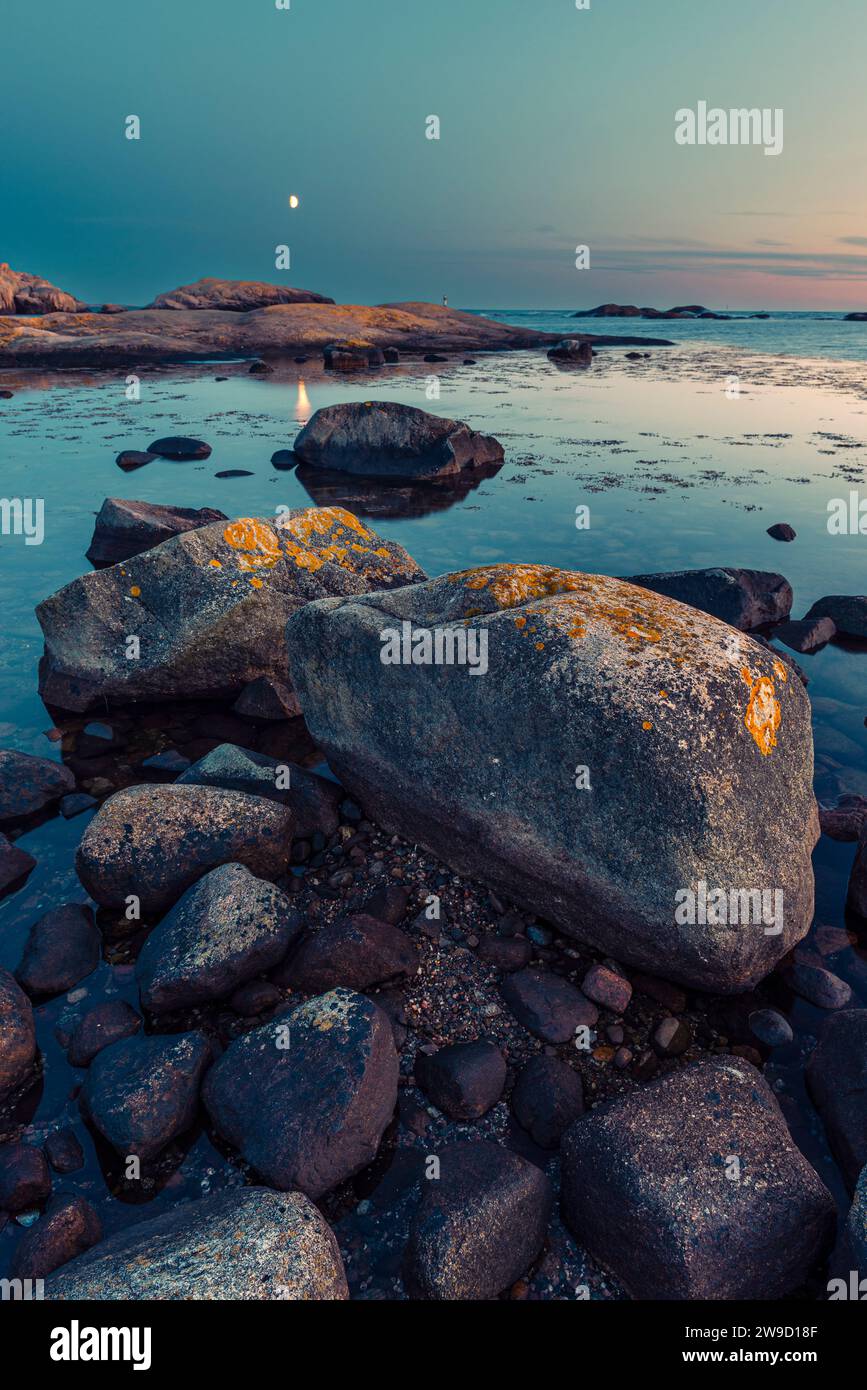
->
[36,507,425,712]
[0,750,75,825]
[86,497,227,567]
[628,567,792,631]
[806,1010,867,1192]
[148,278,335,311]
[81,1031,214,1161]
[75,783,294,914]
[203,989,398,1198]
[135,863,302,1012]
[286,563,818,993]
[293,402,504,480]
[561,1056,835,1299]
[0,969,37,1101]
[178,743,342,838]
[46,1187,348,1299]
[0,262,86,315]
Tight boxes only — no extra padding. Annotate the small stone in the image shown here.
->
[44,1128,85,1174]
[0,973,36,1101]
[767,523,796,542]
[361,884,409,925]
[115,450,157,471]
[613,1046,633,1069]
[68,1000,142,1068]
[0,1144,51,1213]
[511,1055,584,1148]
[581,964,632,1014]
[141,749,191,775]
[415,1041,506,1120]
[500,968,598,1044]
[274,913,417,993]
[271,450,297,470]
[59,793,98,819]
[147,436,212,460]
[773,617,836,654]
[653,1016,692,1056]
[229,979,282,1016]
[476,935,532,971]
[0,749,75,824]
[749,1008,794,1047]
[232,676,301,721]
[0,834,36,895]
[629,973,688,1013]
[785,961,852,1010]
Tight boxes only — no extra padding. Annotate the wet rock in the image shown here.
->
[136,863,302,1012]
[323,345,370,372]
[178,743,341,839]
[75,783,294,915]
[0,969,37,1101]
[784,960,852,1010]
[140,748,190,774]
[271,449,297,470]
[652,1016,692,1056]
[806,1009,867,1191]
[44,1129,85,1174]
[628,567,792,630]
[415,1041,506,1120]
[804,595,867,640]
[748,1008,793,1047]
[82,1031,214,1162]
[232,675,301,720]
[0,1143,51,1212]
[276,913,416,994]
[773,616,836,654]
[248,358,274,374]
[286,564,818,993]
[767,523,796,542]
[511,1055,584,1148]
[37,507,425,712]
[203,989,398,1197]
[46,1187,348,1299]
[293,401,504,480]
[561,1056,836,1299]
[0,750,74,825]
[405,1140,553,1300]
[149,278,334,311]
[819,794,867,842]
[361,883,409,924]
[15,904,100,997]
[59,792,98,819]
[0,833,36,894]
[67,1000,142,1068]
[547,339,593,364]
[86,497,227,567]
[115,450,157,472]
[10,1196,101,1279]
[581,963,632,1013]
[146,436,212,460]
[500,969,598,1044]
[476,934,532,971]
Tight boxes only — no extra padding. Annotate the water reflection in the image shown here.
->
[294,460,503,520]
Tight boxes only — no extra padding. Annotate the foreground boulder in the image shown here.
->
[286,564,818,992]
[628,567,792,630]
[561,1056,835,1299]
[37,507,425,711]
[405,1141,552,1299]
[0,969,37,1100]
[86,497,227,567]
[76,784,294,914]
[81,1031,214,1161]
[135,864,302,1011]
[0,750,75,825]
[0,262,86,314]
[178,743,342,838]
[46,1187,348,1299]
[293,402,504,480]
[806,1010,867,1192]
[203,989,398,1197]
[149,278,335,311]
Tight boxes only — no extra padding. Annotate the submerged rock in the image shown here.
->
[0,1143,52,1212]
[0,969,37,1100]
[293,401,504,480]
[81,1031,214,1162]
[10,1196,102,1280]
[0,833,36,894]
[203,989,398,1198]
[0,750,75,825]
[286,563,817,992]
[15,903,101,997]
[76,783,294,915]
[561,1056,835,1299]
[806,1009,867,1191]
[37,507,425,712]
[547,338,592,364]
[46,1187,348,1299]
[86,497,227,567]
[135,863,302,1012]
[147,436,212,460]
[405,1140,552,1300]
[178,743,342,838]
[628,566,792,630]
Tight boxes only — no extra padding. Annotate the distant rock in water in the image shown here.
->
[547,339,593,364]
[574,303,715,319]
[286,563,819,993]
[148,277,335,310]
[86,498,227,567]
[845,312,867,322]
[293,401,504,480]
[37,507,425,712]
[628,567,792,630]
[0,262,87,315]
[767,522,796,542]
[147,436,212,460]
[804,594,867,640]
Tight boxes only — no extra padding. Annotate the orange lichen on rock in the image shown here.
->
[222,519,282,571]
[772,659,788,683]
[741,667,781,756]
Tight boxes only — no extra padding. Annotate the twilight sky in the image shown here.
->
[2,0,866,310]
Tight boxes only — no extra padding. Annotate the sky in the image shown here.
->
[2,0,866,310]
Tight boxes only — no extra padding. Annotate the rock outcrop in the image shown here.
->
[149,278,335,311]
[293,402,504,480]
[0,263,86,315]
[86,498,227,567]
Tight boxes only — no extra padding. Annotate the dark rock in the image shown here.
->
[848,829,867,917]
[511,1055,584,1148]
[46,1187,347,1299]
[147,436,212,460]
[749,1008,793,1047]
[804,595,867,640]
[501,969,598,1044]
[847,1166,867,1271]
[136,863,302,1012]
[547,339,592,364]
[0,833,36,894]
[15,904,100,997]
[293,401,504,480]
[767,523,796,542]
[82,1031,214,1162]
[628,567,792,630]
[86,497,227,566]
[203,989,398,1197]
[561,1056,836,1298]
[415,1041,506,1120]
[232,675,301,721]
[653,1016,692,1056]
[0,1143,51,1212]
[0,749,75,825]
[68,1000,142,1068]
[59,792,98,819]
[115,450,157,472]
[773,616,836,654]
[819,794,867,842]
[360,884,409,925]
[271,449,297,470]
[581,963,632,1014]
[383,347,400,363]
[273,913,416,994]
[229,979,282,1016]
[405,1140,552,1300]
[10,1196,101,1279]
[476,934,532,971]
[784,960,852,1010]
[215,469,254,478]
[44,1129,85,1174]
[845,312,867,322]
[628,972,687,1012]
[806,1010,867,1191]
[140,748,191,774]
[248,359,274,374]
[0,969,37,1100]
[75,783,294,915]
[323,345,370,372]
[178,743,341,838]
